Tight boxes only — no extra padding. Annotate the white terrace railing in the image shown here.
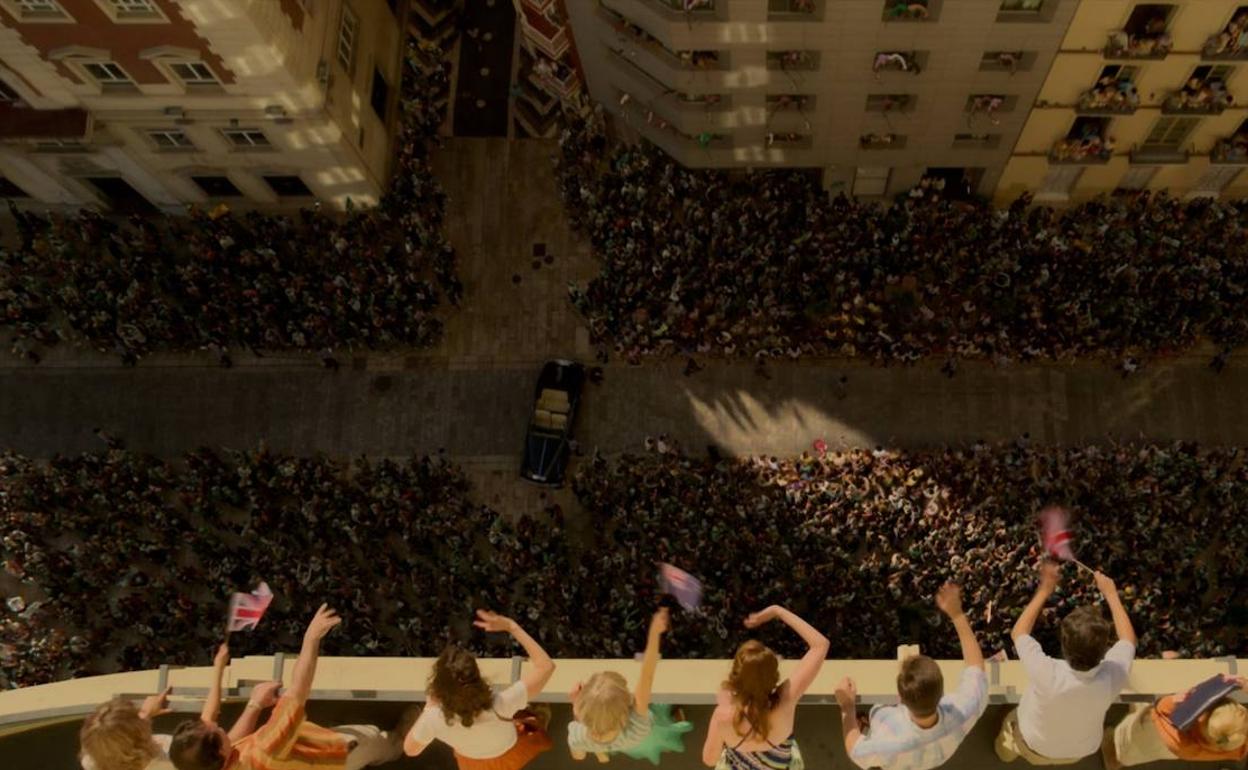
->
[1,653,1244,738]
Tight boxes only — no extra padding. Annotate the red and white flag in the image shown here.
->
[226,582,273,633]
[657,563,703,611]
[1040,507,1075,561]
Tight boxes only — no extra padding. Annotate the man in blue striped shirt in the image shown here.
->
[835,583,989,770]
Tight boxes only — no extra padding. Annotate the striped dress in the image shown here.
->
[719,736,804,770]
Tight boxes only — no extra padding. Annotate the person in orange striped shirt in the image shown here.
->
[169,604,406,770]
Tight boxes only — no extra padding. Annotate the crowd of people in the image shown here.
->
[4,438,1246,691]
[557,116,1248,369]
[0,39,458,365]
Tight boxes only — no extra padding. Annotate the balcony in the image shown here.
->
[768,0,822,20]
[1050,136,1114,165]
[1211,135,1248,163]
[1130,144,1189,164]
[645,0,718,19]
[860,132,906,150]
[1162,84,1233,115]
[1203,10,1248,60]
[766,50,819,71]
[872,51,923,78]
[516,0,571,60]
[1104,30,1172,59]
[882,0,936,22]
[1076,82,1140,115]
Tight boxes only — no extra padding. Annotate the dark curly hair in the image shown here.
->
[429,645,495,727]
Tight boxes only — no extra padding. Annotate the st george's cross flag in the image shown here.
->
[658,563,703,612]
[1040,506,1076,561]
[226,582,273,633]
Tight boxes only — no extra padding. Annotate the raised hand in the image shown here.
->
[1038,561,1060,595]
[249,681,282,708]
[474,609,516,634]
[138,686,173,720]
[1093,571,1118,598]
[936,582,964,619]
[649,607,671,637]
[304,604,341,642]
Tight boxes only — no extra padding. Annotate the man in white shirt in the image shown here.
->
[995,561,1137,764]
[835,583,989,770]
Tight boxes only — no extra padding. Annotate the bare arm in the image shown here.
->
[745,606,829,700]
[475,610,555,700]
[228,681,281,743]
[835,678,862,755]
[403,734,429,757]
[701,703,729,767]
[290,604,341,705]
[200,643,229,725]
[1095,572,1136,646]
[635,609,669,715]
[937,584,984,670]
[1012,562,1059,641]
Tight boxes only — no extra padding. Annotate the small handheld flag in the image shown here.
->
[226,581,273,634]
[657,563,703,612]
[1039,507,1092,573]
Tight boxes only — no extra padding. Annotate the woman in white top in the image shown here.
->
[405,609,557,770]
[701,606,830,770]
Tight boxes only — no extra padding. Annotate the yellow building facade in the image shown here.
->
[997,0,1248,203]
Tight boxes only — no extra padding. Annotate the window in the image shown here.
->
[1190,165,1243,195]
[337,6,358,70]
[766,51,818,71]
[6,0,67,18]
[146,129,194,149]
[882,0,934,21]
[82,61,133,86]
[0,176,29,198]
[860,133,906,149]
[107,0,159,16]
[169,61,218,86]
[370,68,389,120]
[0,78,21,103]
[221,128,272,148]
[33,138,85,151]
[263,175,312,197]
[866,94,915,111]
[191,175,242,197]
[980,51,1033,72]
[853,166,891,196]
[1205,6,1248,58]
[768,0,818,16]
[1038,166,1084,197]
[997,0,1055,20]
[1117,166,1158,190]
[1144,116,1198,148]
[953,133,1002,148]
[999,0,1042,10]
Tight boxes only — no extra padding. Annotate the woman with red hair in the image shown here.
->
[701,606,829,770]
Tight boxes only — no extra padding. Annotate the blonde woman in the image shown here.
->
[568,607,693,764]
[701,606,830,770]
[81,644,232,770]
[1103,675,1248,769]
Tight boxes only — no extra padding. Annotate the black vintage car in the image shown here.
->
[520,360,584,486]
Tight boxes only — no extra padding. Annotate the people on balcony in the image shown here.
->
[79,684,181,770]
[1169,77,1233,112]
[1080,75,1139,112]
[170,605,409,770]
[405,610,556,770]
[884,1,929,20]
[994,564,1136,765]
[838,583,988,770]
[1205,11,1248,57]
[873,52,921,79]
[568,608,693,764]
[1106,25,1173,58]
[701,606,829,770]
[1104,675,1248,769]
[1052,124,1115,163]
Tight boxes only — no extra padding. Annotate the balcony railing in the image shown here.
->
[1203,34,1248,60]
[1050,136,1114,164]
[860,133,906,149]
[1162,87,1232,115]
[1211,135,1248,163]
[1076,84,1139,115]
[882,0,934,21]
[768,0,819,17]
[1104,30,1172,59]
[766,51,819,71]
[1130,144,1189,164]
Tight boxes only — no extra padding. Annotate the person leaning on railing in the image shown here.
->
[994,562,1137,765]
[169,605,408,770]
[701,605,830,770]
[79,642,233,770]
[404,609,557,770]
[1103,675,1248,769]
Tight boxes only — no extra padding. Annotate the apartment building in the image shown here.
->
[0,0,407,212]
[564,0,1079,199]
[998,0,1248,202]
